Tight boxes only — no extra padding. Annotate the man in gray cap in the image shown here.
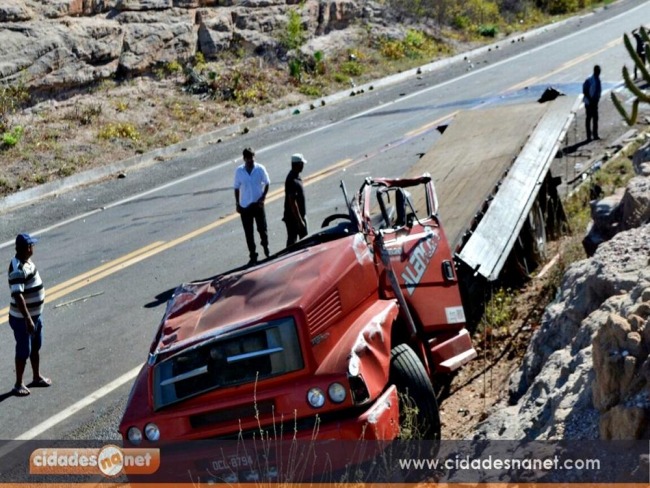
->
[8,233,51,397]
[283,153,308,246]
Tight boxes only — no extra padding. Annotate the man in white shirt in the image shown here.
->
[234,147,270,264]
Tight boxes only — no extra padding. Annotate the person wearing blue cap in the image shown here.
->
[7,233,51,397]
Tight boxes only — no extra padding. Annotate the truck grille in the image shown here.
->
[306,289,342,336]
[153,317,303,410]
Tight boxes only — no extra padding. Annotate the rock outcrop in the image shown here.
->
[475,141,650,441]
[0,0,385,95]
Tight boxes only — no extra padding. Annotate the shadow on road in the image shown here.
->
[562,138,592,155]
[144,288,176,308]
[0,391,17,403]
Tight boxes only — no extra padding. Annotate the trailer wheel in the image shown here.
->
[390,344,441,440]
[527,201,547,264]
[508,201,548,280]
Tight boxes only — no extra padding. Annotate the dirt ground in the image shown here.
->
[438,268,555,439]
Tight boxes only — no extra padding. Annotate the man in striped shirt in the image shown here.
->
[8,233,50,397]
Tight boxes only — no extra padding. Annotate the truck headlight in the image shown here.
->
[328,382,346,403]
[307,387,325,408]
[144,423,160,442]
[127,426,143,445]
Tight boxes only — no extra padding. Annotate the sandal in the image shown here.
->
[29,377,52,388]
[12,384,30,396]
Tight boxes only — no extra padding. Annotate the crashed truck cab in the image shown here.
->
[119,174,476,452]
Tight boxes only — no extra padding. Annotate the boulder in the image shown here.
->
[478,223,650,440]
[0,1,34,22]
[620,176,650,230]
[582,143,650,256]
[0,0,375,91]
[632,139,650,177]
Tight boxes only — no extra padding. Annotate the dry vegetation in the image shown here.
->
[0,0,612,197]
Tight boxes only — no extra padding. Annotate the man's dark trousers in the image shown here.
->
[586,103,599,140]
[285,218,307,247]
[240,204,268,260]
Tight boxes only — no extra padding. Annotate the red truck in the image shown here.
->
[120,96,577,481]
[119,175,476,465]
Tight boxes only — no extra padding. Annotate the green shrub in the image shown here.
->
[299,84,322,97]
[289,58,302,80]
[165,60,183,75]
[115,101,129,113]
[0,81,29,132]
[481,287,515,332]
[281,9,306,50]
[313,51,327,75]
[478,24,498,37]
[193,52,207,71]
[0,177,11,192]
[97,122,140,141]
[380,39,405,60]
[404,29,425,50]
[1,126,24,147]
[546,0,579,15]
[452,15,471,30]
[340,60,364,76]
[333,73,349,84]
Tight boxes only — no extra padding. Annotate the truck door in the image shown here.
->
[370,178,467,334]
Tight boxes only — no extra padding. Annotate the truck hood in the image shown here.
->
[151,233,374,357]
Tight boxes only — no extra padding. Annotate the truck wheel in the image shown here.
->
[390,344,441,440]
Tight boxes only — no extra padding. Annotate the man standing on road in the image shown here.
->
[582,65,602,141]
[633,28,646,80]
[234,147,270,265]
[8,233,51,397]
[283,153,308,247]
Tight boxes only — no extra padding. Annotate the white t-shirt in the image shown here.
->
[233,163,270,208]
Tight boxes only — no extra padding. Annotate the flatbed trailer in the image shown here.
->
[407,95,580,318]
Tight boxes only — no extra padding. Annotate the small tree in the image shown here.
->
[611,27,650,125]
[281,9,306,51]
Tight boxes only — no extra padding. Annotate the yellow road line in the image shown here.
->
[1,159,355,325]
[507,41,620,93]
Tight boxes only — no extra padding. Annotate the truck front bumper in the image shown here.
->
[132,386,401,483]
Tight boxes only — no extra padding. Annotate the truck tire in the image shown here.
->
[389,344,441,440]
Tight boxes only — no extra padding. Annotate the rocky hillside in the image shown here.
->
[0,0,387,95]
[474,141,650,441]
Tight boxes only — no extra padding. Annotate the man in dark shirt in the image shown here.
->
[632,28,646,80]
[582,65,602,141]
[283,154,308,247]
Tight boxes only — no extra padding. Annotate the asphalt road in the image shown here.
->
[0,0,648,451]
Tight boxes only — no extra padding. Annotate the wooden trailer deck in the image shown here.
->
[408,95,579,281]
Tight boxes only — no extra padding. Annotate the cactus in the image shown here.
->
[611,27,650,125]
